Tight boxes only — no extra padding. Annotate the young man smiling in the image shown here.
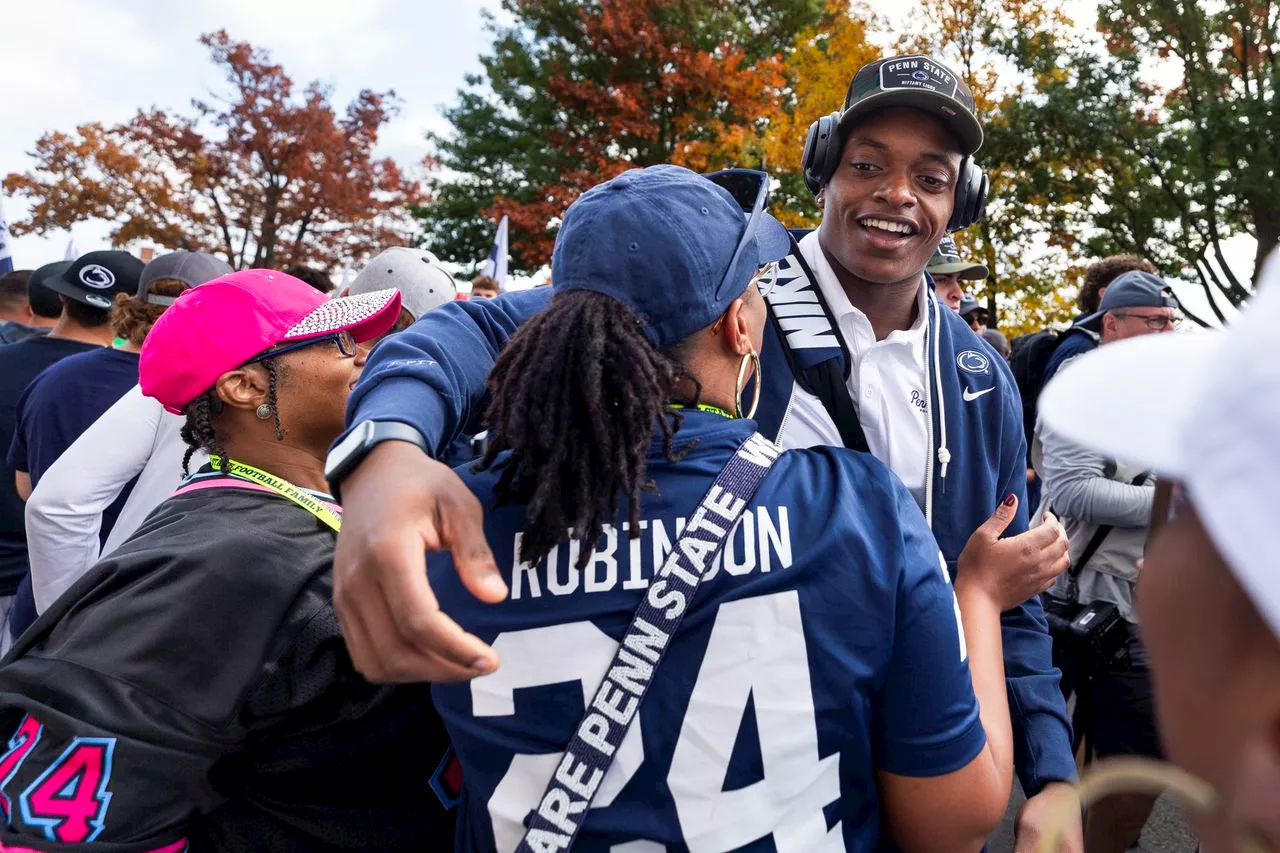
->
[326,54,1078,852]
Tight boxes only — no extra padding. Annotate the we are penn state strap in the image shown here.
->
[516,431,782,853]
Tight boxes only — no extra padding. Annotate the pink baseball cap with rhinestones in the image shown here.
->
[140,268,401,413]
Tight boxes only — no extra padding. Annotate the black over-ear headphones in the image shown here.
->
[801,111,988,233]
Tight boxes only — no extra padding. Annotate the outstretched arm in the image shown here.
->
[334,289,550,684]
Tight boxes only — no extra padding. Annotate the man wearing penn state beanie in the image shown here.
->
[329,54,1079,852]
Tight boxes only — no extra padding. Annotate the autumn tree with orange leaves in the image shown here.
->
[740,1,883,228]
[3,31,420,272]
[418,0,822,272]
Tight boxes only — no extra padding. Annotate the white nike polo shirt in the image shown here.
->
[780,231,931,508]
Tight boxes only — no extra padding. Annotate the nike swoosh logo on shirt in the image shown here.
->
[963,386,995,402]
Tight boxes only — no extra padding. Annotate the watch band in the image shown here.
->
[326,420,430,502]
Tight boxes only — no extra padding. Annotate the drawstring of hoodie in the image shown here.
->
[930,291,952,484]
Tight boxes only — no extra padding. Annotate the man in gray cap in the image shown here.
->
[928,235,988,312]
[1031,268,1179,853]
[1041,269,1176,387]
[1038,252,1280,851]
[14,252,230,640]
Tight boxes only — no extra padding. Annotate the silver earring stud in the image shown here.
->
[256,403,273,420]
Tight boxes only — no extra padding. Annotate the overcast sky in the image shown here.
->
[0,0,1254,316]
[2,0,494,269]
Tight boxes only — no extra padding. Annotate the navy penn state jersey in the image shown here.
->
[431,411,985,853]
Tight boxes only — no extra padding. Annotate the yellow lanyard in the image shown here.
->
[669,403,734,420]
[206,455,342,533]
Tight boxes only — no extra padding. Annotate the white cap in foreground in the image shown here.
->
[1039,250,1280,638]
[350,248,457,320]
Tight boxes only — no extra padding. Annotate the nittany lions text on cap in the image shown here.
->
[46,251,145,310]
[840,55,983,155]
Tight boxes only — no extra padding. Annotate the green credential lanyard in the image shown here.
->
[207,455,342,533]
[669,403,735,420]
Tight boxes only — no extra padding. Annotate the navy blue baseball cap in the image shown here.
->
[1083,269,1178,324]
[552,165,791,348]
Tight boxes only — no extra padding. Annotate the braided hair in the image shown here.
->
[478,290,699,569]
[180,357,284,473]
[179,391,230,476]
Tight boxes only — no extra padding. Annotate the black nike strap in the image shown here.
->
[808,358,871,454]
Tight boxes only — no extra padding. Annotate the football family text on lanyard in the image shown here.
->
[206,455,342,533]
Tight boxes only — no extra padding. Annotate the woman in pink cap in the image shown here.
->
[0,270,457,852]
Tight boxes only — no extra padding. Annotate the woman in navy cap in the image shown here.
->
[429,165,1033,852]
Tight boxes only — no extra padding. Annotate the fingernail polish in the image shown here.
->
[1003,493,1016,507]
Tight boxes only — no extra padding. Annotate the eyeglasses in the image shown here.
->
[703,168,774,301]
[1112,311,1178,331]
[245,330,358,366]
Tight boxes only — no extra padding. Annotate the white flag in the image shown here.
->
[0,196,13,274]
[480,215,509,287]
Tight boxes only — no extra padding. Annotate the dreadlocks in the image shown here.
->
[478,290,698,569]
[179,357,284,473]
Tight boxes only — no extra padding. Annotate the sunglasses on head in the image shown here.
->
[703,168,780,300]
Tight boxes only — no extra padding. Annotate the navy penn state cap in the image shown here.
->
[840,54,983,155]
[552,165,791,348]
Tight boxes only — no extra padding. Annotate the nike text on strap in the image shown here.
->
[765,232,870,453]
[515,432,783,853]
[203,455,343,533]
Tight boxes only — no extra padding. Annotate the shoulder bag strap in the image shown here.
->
[515,432,783,853]
[1066,471,1151,599]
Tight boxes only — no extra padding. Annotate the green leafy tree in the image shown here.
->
[1002,0,1277,320]
[417,0,822,274]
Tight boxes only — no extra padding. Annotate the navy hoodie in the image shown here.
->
[342,239,1075,796]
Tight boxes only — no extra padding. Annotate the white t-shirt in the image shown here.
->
[780,231,931,507]
[24,385,204,613]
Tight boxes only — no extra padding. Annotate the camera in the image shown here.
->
[1044,594,1130,669]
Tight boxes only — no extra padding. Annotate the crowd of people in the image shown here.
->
[0,50,1271,853]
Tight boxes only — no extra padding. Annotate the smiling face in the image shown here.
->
[817,107,962,291]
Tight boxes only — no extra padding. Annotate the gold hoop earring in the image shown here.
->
[735,351,761,420]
